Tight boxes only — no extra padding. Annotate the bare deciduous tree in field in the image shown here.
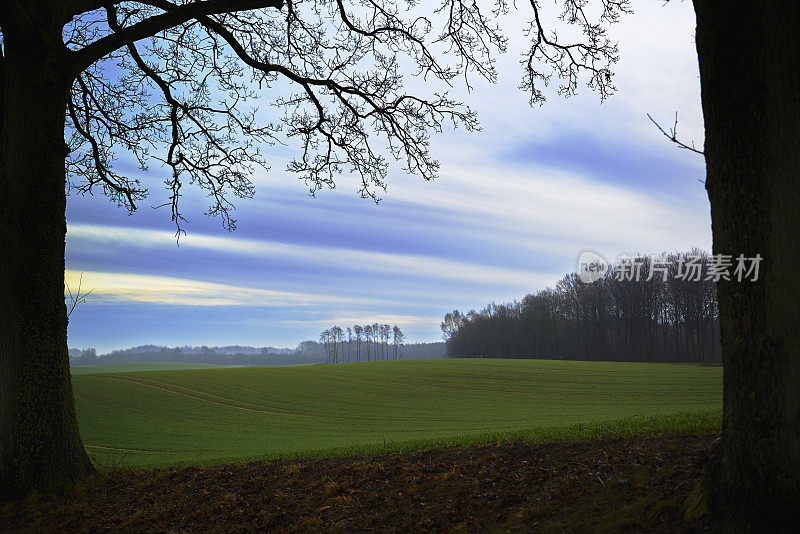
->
[346,327,352,363]
[392,325,404,360]
[353,324,363,362]
[1,0,798,528]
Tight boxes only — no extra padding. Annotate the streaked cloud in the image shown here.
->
[65,270,376,307]
[67,224,561,289]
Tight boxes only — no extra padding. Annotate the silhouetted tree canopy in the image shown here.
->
[49,0,629,233]
[444,250,721,363]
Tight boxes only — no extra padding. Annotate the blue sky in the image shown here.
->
[66,1,711,353]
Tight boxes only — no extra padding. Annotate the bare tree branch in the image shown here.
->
[60,0,631,235]
[521,0,631,105]
[65,273,94,319]
[72,0,284,73]
[648,111,704,155]
[67,73,148,208]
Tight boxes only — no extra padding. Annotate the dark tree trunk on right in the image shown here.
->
[693,1,800,528]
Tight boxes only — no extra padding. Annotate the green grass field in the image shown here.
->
[71,362,240,374]
[71,359,722,468]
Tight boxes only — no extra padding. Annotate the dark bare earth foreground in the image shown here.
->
[1,434,717,532]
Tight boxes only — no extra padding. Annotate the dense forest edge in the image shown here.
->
[443,249,722,363]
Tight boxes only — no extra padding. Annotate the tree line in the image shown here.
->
[68,346,321,367]
[68,337,447,367]
[443,250,722,363]
[317,324,406,363]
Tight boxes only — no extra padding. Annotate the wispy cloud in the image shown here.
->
[385,160,711,259]
[65,270,378,307]
[67,224,560,289]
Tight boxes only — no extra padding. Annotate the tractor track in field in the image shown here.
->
[98,375,485,424]
[100,375,309,417]
[84,444,165,453]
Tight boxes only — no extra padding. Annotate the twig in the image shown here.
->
[647,112,704,155]
[66,272,94,318]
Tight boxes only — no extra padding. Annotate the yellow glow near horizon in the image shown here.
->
[64,270,368,308]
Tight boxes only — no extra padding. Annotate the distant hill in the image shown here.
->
[102,344,295,356]
[69,342,446,366]
[70,345,312,367]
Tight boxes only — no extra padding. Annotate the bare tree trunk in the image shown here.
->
[694,1,800,528]
[0,31,95,498]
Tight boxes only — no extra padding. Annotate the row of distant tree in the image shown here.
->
[69,340,446,366]
[442,250,722,363]
[68,348,97,364]
[316,324,406,363]
[69,346,318,366]
[75,344,294,358]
